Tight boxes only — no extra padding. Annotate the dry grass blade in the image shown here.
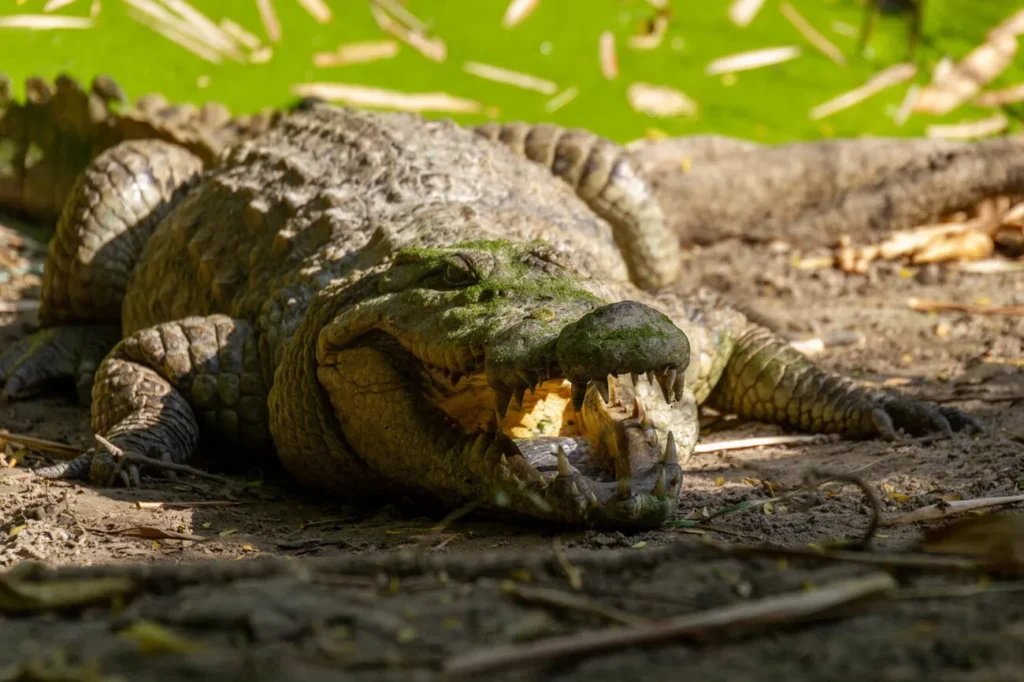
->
[219,18,261,50]
[957,259,1024,274]
[694,434,829,454]
[256,0,281,42]
[43,0,79,11]
[628,14,668,50]
[599,31,618,80]
[915,33,1018,115]
[883,494,1024,526]
[136,500,247,510]
[372,0,429,33]
[706,46,801,75]
[313,40,398,68]
[160,0,245,60]
[463,61,558,94]
[728,0,765,27]
[975,82,1024,107]
[906,297,1024,316]
[811,63,916,120]
[0,14,93,29]
[545,86,579,113]
[779,3,845,66]
[989,6,1024,39]
[126,8,223,63]
[290,82,484,114]
[295,0,331,23]
[443,572,897,678]
[926,114,1009,140]
[0,430,82,459]
[893,84,920,126]
[627,82,698,118]
[370,3,446,62]
[502,0,540,28]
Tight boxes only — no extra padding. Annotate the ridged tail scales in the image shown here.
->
[0,72,277,224]
[706,324,984,439]
[474,121,681,291]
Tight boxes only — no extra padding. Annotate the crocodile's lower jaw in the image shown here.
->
[427,367,694,520]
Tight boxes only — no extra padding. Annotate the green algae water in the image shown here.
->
[1,0,1021,144]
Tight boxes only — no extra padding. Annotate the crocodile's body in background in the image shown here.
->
[0,82,979,526]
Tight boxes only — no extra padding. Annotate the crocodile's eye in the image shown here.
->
[442,255,479,287]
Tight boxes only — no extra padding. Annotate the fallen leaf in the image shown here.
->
[120,619,204,654]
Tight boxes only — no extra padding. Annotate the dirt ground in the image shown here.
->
[1,210,1022,681]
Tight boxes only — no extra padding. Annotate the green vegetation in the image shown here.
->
[1,0,1022,143]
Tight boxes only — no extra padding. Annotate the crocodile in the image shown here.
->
[0,80,981,526]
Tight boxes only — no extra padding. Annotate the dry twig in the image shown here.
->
[94,434,230,486]
[882,494,1024,527]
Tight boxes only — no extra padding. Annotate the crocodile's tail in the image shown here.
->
[0,73,280,225]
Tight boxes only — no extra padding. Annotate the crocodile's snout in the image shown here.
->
[555,301,690,410]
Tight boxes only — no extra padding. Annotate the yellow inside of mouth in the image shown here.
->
[429,373,580,439]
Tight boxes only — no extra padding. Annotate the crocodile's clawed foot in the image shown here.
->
[866,390,984,440]
[0,326,120,406]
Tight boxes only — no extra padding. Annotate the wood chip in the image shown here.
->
[599,31,618,80]
[779,3,844,66]
[370,3,446,62]
[219,18,261,50]
[463,61,557,95]
[0,14,93,29]
[313,40,399,68]
[290,83,484,114]
[810,62,916,120]
[43,0,79,11]
[545,86,579,113]
[705,46,801,75]
[914,33,1017,115]
[627,82,698,118]
[975,83,1024,107]
[926,113,1009,140]
[502,0,539,28]
[256,0,281,42]
[728,0,765,27]
[295,0,331,24]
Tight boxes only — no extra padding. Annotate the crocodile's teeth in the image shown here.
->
[587,491,600,508]
[570,482,581,497]
[450,371,464,387]
[571,381,588,411]
[513,385,527,408]
[630,372,640,388]
[632,396,646,423]
[556,446,572,478]
[495,390,512,420]
[672,371,685,401]
[617,475,631,500]
[663,431,678,465]
[655,370,673,403]
[594,378,610,404]
[652,467,666,498]
[646,370,656,387]
[666,369,678,401]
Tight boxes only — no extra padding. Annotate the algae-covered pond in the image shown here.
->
[1,0,1022,143]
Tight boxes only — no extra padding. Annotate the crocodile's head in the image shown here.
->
[315,239,696,527]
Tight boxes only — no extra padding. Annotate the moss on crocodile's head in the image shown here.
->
[314,239,697,527]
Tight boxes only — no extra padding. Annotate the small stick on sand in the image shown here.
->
[906,298,1024,316]
[779,2,845,66]
[882,494,1024,526]
[0,430,82,459]
[443,573,896,678]
[694,434,829,454]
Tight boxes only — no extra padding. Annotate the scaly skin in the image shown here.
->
[1,103,981,528]
[0,73,278,225]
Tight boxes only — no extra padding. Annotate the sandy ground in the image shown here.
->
[1,211,1023,681]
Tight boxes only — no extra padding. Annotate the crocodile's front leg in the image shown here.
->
[706,324,983,439]
[474,122,680,291]
[36,315,272,485]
